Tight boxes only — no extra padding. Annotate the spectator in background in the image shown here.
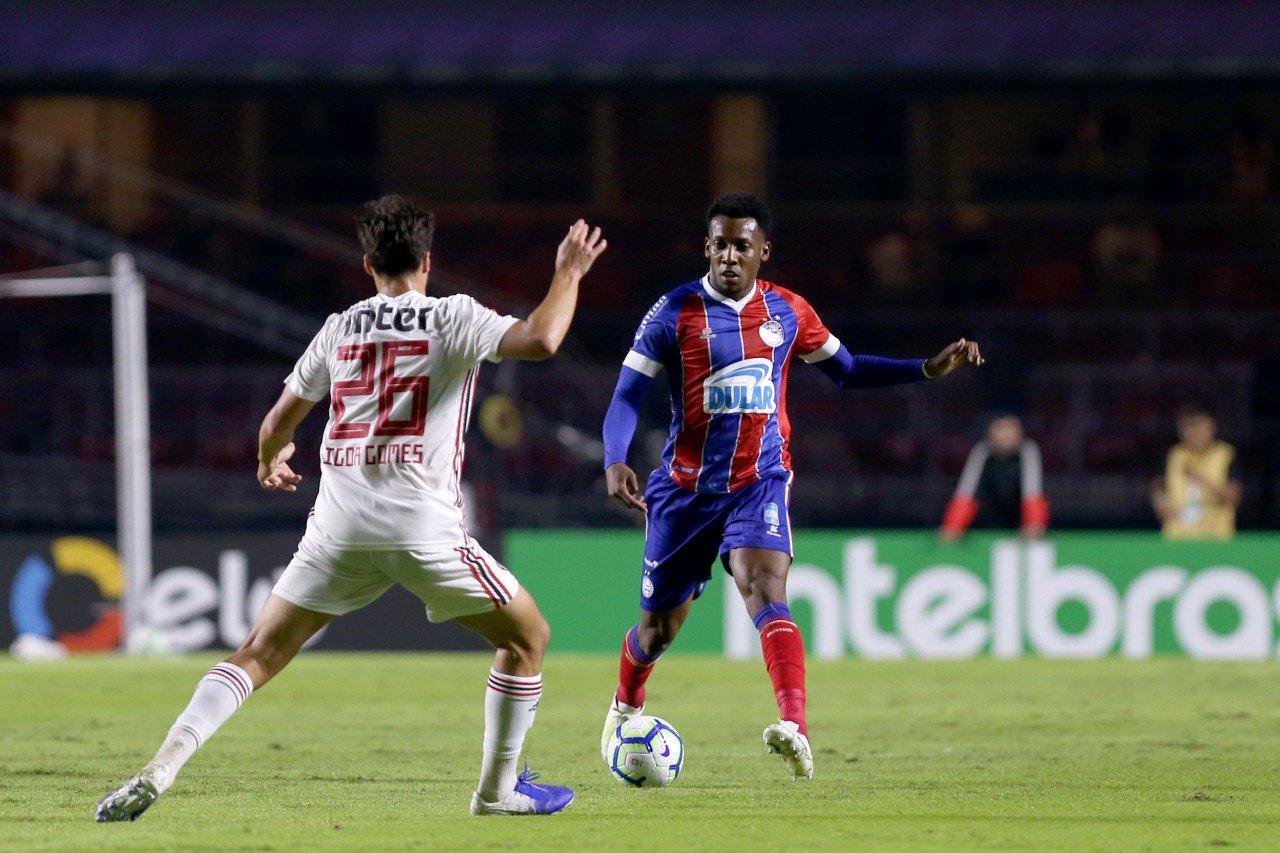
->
[1091,198,1162,305]
[942,203,997,306]
[1252,338,1280,527]
[865,230,914,300]
[1151,408,1241,540]
[1228,112,1275,203]
[941,415,1048,540]
[1057,109,1140,199]
[865,208,940,306]
[36,149,94,223]
[1145,127,1191,203]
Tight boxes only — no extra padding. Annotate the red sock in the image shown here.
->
[756,604,807,737]
[616,626,660,708]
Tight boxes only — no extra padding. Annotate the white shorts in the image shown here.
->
[273,531,520,623]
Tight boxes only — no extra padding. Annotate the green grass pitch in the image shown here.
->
[3,653,1278,850]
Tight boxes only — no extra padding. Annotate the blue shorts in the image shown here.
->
[640,470,793,612]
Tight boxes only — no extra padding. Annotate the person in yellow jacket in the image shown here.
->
[1151,408,1241,539]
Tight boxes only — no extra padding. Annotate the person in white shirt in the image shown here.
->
[97,196,606,821]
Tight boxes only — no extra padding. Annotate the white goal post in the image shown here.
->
[0,253,151,652]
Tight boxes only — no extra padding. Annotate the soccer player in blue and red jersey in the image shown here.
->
[600,192,983,780]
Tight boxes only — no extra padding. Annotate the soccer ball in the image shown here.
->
[605,715,684,787]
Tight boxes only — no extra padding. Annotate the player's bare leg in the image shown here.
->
[95,595,331,822]
[455,588,573,816]
[603,595,694,759]
[728,547,813,780]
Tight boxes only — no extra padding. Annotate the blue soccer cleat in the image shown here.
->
[470,766,575,816]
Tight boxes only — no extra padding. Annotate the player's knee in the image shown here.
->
[732,572,762,600]
[638,619,679,654]
[734,572,786,611]
[238,630,294,676]
[503,611,550,666]
[530,612,551,655]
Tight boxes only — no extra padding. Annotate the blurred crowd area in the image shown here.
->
[2,80,1279,532]
[6,86,1280,317]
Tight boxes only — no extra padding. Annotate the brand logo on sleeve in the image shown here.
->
[703,358,776,415]
[634,295,669,342]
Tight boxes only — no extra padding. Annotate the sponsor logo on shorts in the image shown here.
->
[763,501,782,537]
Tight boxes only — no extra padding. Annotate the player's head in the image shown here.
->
[705,191,772,294]
[987,414,1024,454]
[1176,406,1216,449]
[357,195,435,288]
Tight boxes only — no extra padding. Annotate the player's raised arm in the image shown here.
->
[257,387,316,491]
[497,219,606,361]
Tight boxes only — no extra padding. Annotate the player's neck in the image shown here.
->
[707,274,755,302]
[375,276,427,298]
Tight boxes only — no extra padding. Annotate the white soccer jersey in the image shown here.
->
[284,290,518,548]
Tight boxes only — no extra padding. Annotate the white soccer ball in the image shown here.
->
[605,715,684,788]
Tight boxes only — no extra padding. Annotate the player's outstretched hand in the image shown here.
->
[555,219,607,278]
[258,442,302,492]
[924,338,984,378]
[606,462,647,513]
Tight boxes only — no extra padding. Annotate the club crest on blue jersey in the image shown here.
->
[759,319,784,348]
[702,358,777,415]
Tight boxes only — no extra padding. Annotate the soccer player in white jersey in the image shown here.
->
[96,196,607,821]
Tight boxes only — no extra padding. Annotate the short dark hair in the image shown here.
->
[356,195,435,276]
[706,191,774,236]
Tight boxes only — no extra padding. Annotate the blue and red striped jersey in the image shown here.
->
[623,276,842,493]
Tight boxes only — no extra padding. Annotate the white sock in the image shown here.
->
[477,668,542,802]
[147,662,254,789]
